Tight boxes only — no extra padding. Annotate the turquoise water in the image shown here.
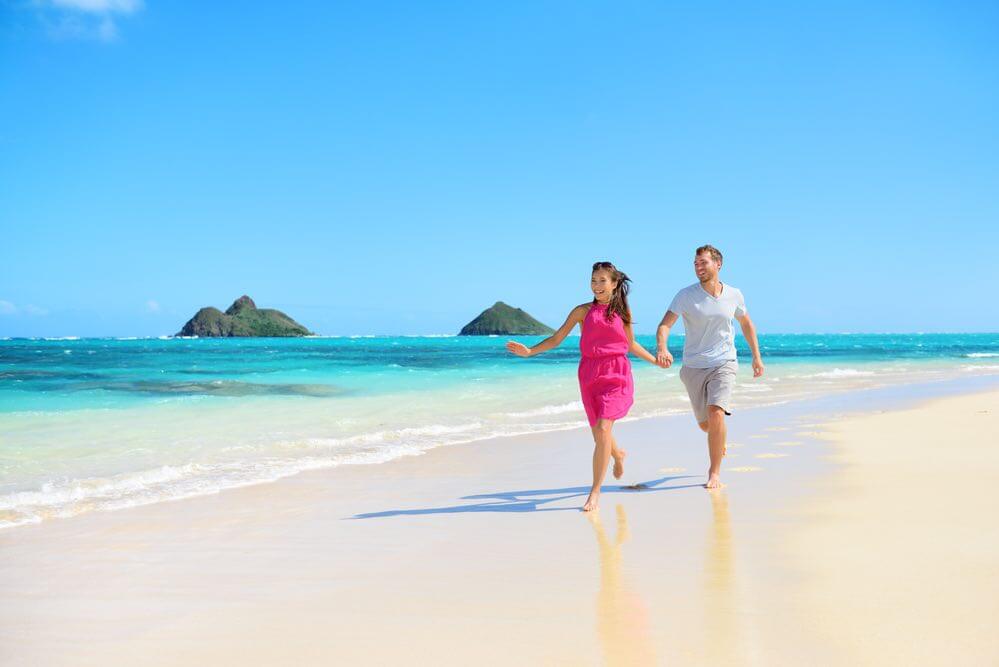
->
[1,333,997,528]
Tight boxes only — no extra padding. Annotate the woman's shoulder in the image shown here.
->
[570,302,593,321]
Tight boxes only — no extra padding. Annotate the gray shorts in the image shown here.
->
[679,360,737,424]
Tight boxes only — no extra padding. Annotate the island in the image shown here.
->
[176,296,313,337]
[459,301,555,336]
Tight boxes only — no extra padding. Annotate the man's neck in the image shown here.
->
[700,277,722,297]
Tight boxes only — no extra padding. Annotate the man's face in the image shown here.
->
[694,252,721,283]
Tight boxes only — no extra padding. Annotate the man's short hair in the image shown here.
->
[695,244,723,265]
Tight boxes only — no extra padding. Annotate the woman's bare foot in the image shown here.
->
[611,449,627,479]
[705,472,724,489]
[582,490,600,511]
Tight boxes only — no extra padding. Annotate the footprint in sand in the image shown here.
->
[765,426,790,432]
[749,434,768,439]
[727,466,763,472]
[775,441,803,447]
[659,466,687,473]
[755,453,788,459]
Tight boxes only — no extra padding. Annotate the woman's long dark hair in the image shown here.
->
[592,261,631,325]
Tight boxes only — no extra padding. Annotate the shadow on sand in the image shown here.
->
[351,475,703,519]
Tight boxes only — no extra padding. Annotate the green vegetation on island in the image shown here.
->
[459,301,554,336]
[176,296,313,337]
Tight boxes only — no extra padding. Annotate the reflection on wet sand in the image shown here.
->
[702,489,751,665]
[588,505,657,666]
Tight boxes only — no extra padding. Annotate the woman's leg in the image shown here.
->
[585,419,615,511]
[610,432,626,479]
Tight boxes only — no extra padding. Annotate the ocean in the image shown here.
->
[1,333,997,529]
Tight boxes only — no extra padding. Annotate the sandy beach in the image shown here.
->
[1,378,997,666]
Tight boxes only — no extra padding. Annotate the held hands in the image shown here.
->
[506,341,532,358]
[752,357,765,377]
[656,348,673,369]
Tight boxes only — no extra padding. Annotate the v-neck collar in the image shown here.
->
[698,281,725,300]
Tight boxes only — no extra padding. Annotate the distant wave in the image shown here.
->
[504,401,583,418]
[802,368,877,379]
[965,352,999,358]
[301,422,485,449]
[403,334,457,338]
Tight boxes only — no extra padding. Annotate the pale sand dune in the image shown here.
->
[0,387,996,665]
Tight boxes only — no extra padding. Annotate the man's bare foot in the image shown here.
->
[611,449,627,479]
[582,491,600,511]
[705,472,724,489]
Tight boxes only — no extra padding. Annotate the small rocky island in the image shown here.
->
[459,301,554,336]
[176,295,313,337]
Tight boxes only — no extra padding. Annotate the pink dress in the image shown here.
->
[578,302,634,427]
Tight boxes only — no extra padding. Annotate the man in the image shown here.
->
[656,245,764,489]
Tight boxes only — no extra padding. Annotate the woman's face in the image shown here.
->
[591,270,617,302]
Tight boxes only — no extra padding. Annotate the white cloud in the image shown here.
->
[0,301,49,316]
[23,304,49,316]
[35,0,143,42]
[50,0,141,13]
[97,14,117,40]
[146,299,160,313]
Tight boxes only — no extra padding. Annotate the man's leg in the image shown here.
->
[706,405,727,489]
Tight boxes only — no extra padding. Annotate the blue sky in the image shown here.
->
[2,1,997,336]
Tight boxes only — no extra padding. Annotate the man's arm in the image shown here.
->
[655,311,679,368]
[735,312,764,377]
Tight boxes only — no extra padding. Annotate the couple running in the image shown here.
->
[506,245,764,511]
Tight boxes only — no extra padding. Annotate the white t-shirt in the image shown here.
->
[667,282,747,368]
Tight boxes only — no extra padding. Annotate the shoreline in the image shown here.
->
[3,367,997,532]
[1,376,997,665]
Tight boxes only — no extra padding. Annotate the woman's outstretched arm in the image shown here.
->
[506,305,587,358]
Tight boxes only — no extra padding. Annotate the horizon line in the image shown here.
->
[2,331,998,341]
